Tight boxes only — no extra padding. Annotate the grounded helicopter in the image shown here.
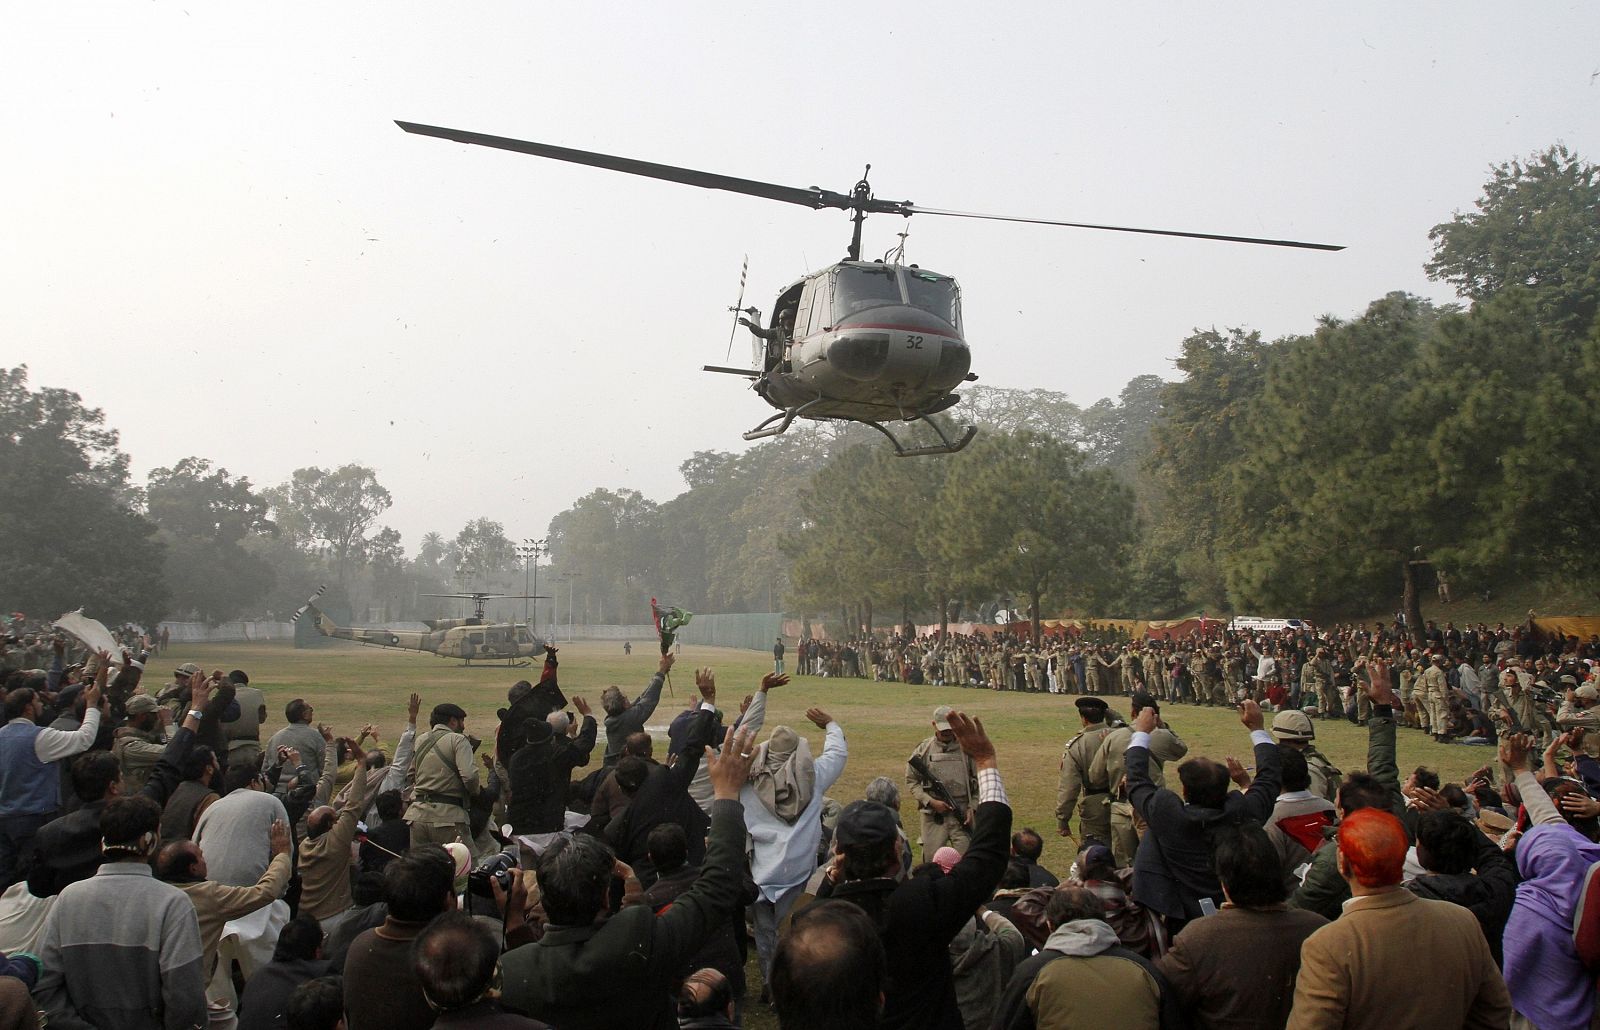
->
[291,586,548,666]
[395,121,1343,456]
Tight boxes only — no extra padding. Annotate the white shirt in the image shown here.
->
[7,709,101,763]
[739,720,848,902]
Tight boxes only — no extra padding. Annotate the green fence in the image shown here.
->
[677,612,785,652]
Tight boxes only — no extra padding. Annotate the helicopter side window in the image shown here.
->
[904,271,961,330]
[469,632,484,645]
[517,629,534,644]
[832,265,905,319]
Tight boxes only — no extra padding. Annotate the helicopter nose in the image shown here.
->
[931,338,972,389]
[827,331,892,381]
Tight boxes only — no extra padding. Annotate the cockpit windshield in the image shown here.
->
[832,264,904,318]
[904,270,961,329]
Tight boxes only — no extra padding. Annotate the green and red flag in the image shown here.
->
[651,598,693,655]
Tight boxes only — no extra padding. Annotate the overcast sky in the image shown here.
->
[7,3,1597,548]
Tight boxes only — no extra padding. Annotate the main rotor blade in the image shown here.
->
[397,121,851,211]
[905,205,1343,251]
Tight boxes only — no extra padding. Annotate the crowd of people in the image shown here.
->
[797,616,1596,749]
[0,622,1594,1030]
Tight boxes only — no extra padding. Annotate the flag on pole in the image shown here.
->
[650,598,693,655]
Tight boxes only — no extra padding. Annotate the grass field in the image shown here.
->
[161,638,1490,875]
[157,637,1499,1028]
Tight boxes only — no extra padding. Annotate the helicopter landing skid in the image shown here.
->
[741,396,826,441]
[863,415,978,457]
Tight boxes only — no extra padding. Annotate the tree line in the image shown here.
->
[3,145,1595,633]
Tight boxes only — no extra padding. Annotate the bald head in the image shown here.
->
[771,900,885,1030]
[155,841,205,882]
[306,805,336,838]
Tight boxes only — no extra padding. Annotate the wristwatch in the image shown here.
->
[187,709,204,721]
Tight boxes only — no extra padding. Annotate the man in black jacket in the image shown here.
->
[498,726,758,1030]
[638,822,758,1007]
[1407,808,1517,966]
[506,696,596,836]
[496,647,567,768]
[816,711,1012,1030]
[606,687,721,885]
[1126,698,1279,932]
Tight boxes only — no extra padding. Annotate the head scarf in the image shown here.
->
[1503,822,1600,1029]
[749,726,815,825]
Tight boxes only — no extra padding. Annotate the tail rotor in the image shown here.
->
[290,584,327,624]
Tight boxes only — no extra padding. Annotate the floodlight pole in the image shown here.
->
[514,539,548,631]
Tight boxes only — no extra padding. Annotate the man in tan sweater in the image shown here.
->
[158,819,293,1022]
[299,731,374,937]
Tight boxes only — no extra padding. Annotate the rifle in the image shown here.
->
[908,754,969,824]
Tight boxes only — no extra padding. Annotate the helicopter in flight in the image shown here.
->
[395,121,1343,456]
[290,586,548,666]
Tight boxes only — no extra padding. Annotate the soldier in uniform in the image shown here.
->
[1205,646,1228,705]
[1119,646,1143,696]
[1269,709,1342,803]
[155,661,203,725]
[1314,648,1341,717]
[113,694,170,794]
[1399,652,1423,730]
[404,701,482,853]
[1556,681,1600,754]
[1055,696,1114,845]
[1418,651,1451,743]
[1224,647,1246,704]
[220,669,268,776]
[1298,653,1323,713]
[1141,648,1163,702]
[1093,692,1187,868]
[905,705,977,858]
[1188,649,1209,706]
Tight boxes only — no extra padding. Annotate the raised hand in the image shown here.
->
[1406,785,1450,812]
[695,667,716,702]
[572,696,592,718]
[268,820,290,857]
[408,692,421,724]
[1238,698,1264,732]
[1132,706,1158,735]
[760,672,789,692]
[1225,756,1251,788]
[947,711,996,767]
[739,694,753,716]
[1499,732,1532,772]
[189,669,213,708]
[1559,792,1600,820]
[1363,659,1399,707]
[658,652,676,675]
[707,727,757,800]
[805,707,832,729]
[318,723,334,744]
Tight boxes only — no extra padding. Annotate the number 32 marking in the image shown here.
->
[905,334,924,349]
